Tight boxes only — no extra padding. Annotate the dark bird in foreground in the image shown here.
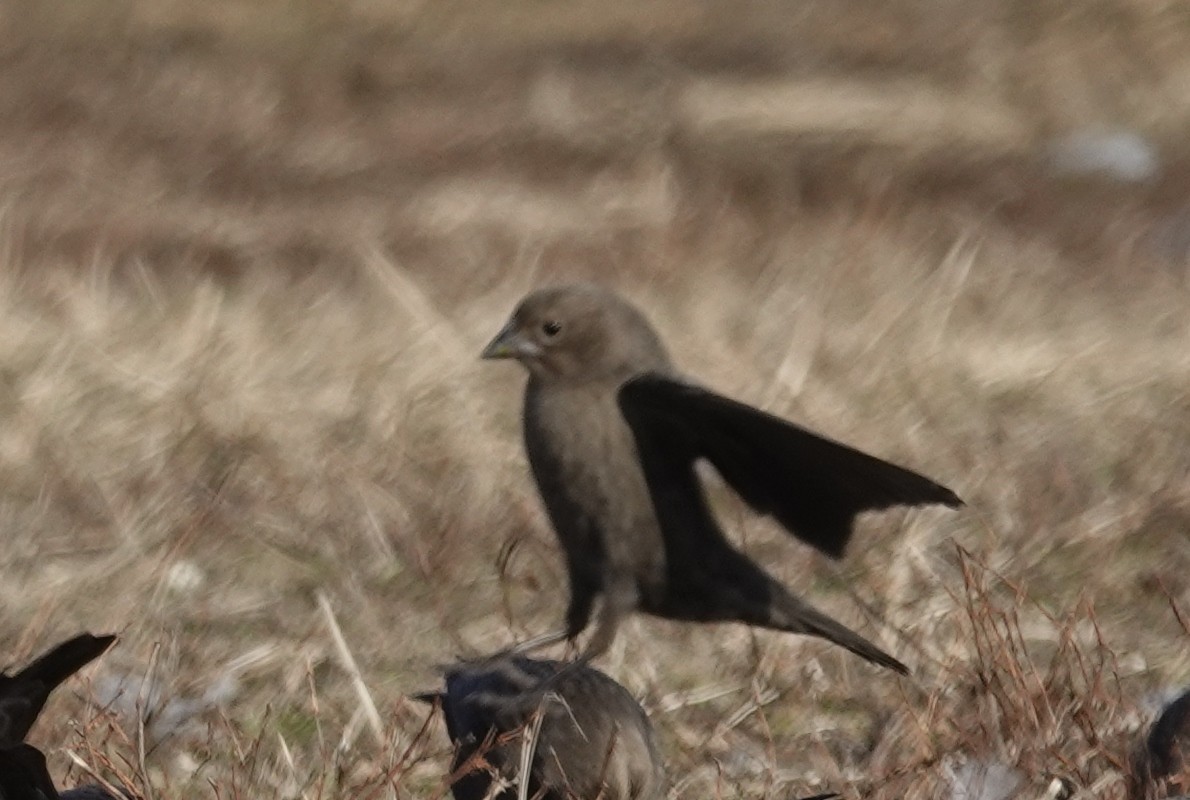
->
[0,744,123,800]
[482,284,962,673]
[0,632,120,800]
[1130,687,1190,799]
[0,742,126,800]
[416,656,665,800]
[1,634,117,749]
[0,743,59,800]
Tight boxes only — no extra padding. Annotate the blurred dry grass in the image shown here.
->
[0,1,1188,798]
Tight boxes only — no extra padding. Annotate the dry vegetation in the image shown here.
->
[1,1,1188,798]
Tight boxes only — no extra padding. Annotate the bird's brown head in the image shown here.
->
[482,284,672,383]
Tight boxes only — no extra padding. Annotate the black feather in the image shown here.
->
[0,633,117,748]
[0,743,58,800]
[619,374,962,559]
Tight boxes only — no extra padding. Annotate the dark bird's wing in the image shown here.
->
[0,633,117,747]
[618,374,962,559]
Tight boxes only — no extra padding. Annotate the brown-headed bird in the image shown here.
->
[416,656,664,800]
[482,284,962,674]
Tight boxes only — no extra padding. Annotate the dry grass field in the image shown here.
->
[1,1,1188,798]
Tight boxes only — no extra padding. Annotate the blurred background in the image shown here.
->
[1,1,1187,798]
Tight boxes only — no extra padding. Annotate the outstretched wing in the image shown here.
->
[618,374,961,559]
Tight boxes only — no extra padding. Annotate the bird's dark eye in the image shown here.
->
[542,320,562,337]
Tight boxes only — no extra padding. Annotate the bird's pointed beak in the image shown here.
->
[481,322,539,360]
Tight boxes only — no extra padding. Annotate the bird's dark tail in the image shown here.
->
[765,586,908,675]
[10,633,117,692]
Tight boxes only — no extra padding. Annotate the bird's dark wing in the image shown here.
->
[0,633,117,747]
[618,374,962,559]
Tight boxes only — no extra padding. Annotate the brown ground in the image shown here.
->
[1,1,1188,798]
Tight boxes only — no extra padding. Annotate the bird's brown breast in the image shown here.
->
[524,380,667,590]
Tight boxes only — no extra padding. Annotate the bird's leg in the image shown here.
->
[484,579,598,662]
[577,579,638,663]
[500,629,570,658]
[577,611,618,664]
[521,606,622,698]
[482,584,597,663]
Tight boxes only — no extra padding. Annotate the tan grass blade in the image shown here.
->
[318,590,386,749]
